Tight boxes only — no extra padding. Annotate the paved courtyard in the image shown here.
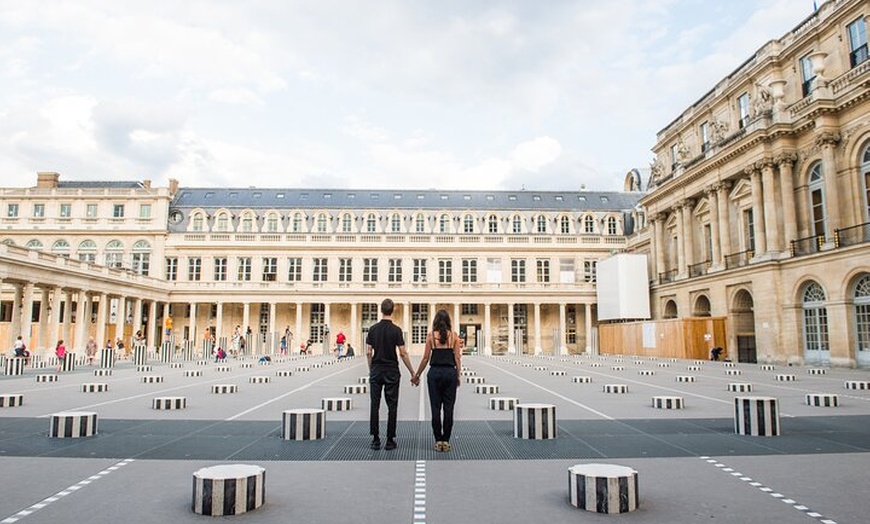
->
[1,353,868,523]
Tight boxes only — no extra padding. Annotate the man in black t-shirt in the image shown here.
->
[366,298,415,450]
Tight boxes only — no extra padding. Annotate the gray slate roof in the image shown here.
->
[58,181,144,189]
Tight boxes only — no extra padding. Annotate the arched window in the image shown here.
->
[292,213,303,233]
[584,215,595,234]
[77,240,97,263]
[391,214,402,233]
[192,212,204,232]
[105,240,124,268]
[694,295,711,317]
[862,143,870,221]
[439,214,450,234]
[512,215,522,234]
[560,216,570,234]
[316,213,328,233]
[488,215,499,234]
[463,214,474,234]
[241,212,254,233]
[51,239,70,258]
[854,274,870,361]
[132,240,151,276]
[216,212,229,232]
[808,162,826,238]
[366,213,378,233]
[2,239,15,246]
[536,215,547,234]
[415,214,426,233]
[802,281,830,361]
[606,216,618,235]
[25,239,43,251]
[663,299,678,319]
[266,213,280,233]
[342,214,353,233]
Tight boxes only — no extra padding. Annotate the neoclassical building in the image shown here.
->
[630,0,870,367]
[0,172,642,356]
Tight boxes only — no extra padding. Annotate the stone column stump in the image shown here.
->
[0,394,24,407]
[734,396,780,436]
[513,403,557,440]
[652,396,684,409]
[282,408,326,440]
[192,464,265,516]
[806,393,838,407]
[489,397,518,410]
[322,397,352,411]
[50,411,98,438]
[568,463,639,514]
[153,396,187,410]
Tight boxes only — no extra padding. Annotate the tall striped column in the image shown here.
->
[133,344,148,366]
[734,396,780,436]
[99,348,115,369]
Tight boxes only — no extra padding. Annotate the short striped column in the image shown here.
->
[568,464,639,514]
[652,396,684,409]
[137,365,153,373]
[589,363,601,368]
[275,370,293,377]
[295,366,310,372]
[534,366,547,371]
[657,363,669,368]
[489,397,518,410]
[212,384,238,394]
[133,345,148,366]
[322,397,352,411]
[774,374,796,382]
[611,366,625,371]
[638,370,655,376]
[723,362,736,368]
[5,357,26,376]
[153,396,187,410]
[845,380,870,390]
[572,376,592,383]
[725,369,742,376]
[0,394,24,407]
[170,362,184,369]
[687,365,702,371]
[550,370,567,376]
[81,383,109,393]
[94,369,112,377]
[807,368,827,375]
[343,384,367,394]
[49,411,98,438]
[192,464,265,516]
[806,393,838,407]
[513,403,557,440]
[734,396,780,436]
[760,365,775,371]
[461,370,477,376]
[142,375,164,384]
[196,360,210,366]
[466,376,485,384]
[312,362,324,368]
[60,353,76,372]
[184,370,203,377]
[728,383,753,392]
[99,348,115,368]
[676,375,696,383]
[475,384,500,394]
[240,363,253,369]
[358,376,369,384]
[36,374,58,383]
[249,376,270,384]
[603,384,628,394]
[282,409,326,440]
[215,366,231,372]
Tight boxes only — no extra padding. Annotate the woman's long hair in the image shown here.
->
[432,309,451,345]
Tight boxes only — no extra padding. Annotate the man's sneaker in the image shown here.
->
[384,439,397,450]
[370,438,381,450]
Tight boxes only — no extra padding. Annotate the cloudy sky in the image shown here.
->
[0,1,813,191]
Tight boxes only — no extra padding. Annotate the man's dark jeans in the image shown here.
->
[370,366,401,439]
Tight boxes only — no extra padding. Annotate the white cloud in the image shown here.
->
[208,88,264,106]
[510,137,562,173]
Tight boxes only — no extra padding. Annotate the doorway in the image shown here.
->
[460,324,481,355]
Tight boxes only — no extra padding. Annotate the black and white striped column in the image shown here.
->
[94,369,113,377]
[0,394,24,407]
[676,375,696,383]
[728,383,752,393]
[99,348,115,368]
[282,409,326,440]
[153,396,187,410]
[489,397,518,410]
[568,463,639,514]
[322,397,352,411]
[806,393,838,407]
[513,403,557,440]
[734,396,780,436]
[160,342,173,363]
[807,368,827,375]
[5,357,26,376]
[845,380,869,390]
[184,370,203,377]
[60,353,76,372]
[343,384,367,394]
[212,384,238,394]
[133,344,148,366]
[572,376,592,383]
[603,384,628,394]
[192,464,265,516]
[141,375,164,384]
[49,411,98,438]
[81,383,109,393]
[136,365,153,372]
[466,376,485,384]
[652,396,684,409]
[475,384,500,394]
[275,370,293,377]
[36,374,58,383]
[249,376,270,384]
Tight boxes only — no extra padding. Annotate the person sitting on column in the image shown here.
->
[338,343,355,360]
[13,335,29,364]
[214,345,227,363]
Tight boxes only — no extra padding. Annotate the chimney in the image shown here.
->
[142,179,152,189]
[168,178,179,195]
[36,172,60,189]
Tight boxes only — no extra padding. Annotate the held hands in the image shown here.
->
[410,374,420,387]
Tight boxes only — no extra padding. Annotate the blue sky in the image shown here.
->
[0,1,813,191]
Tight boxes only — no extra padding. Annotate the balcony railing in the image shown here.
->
[658,269,677,285]
[836,221,870,248]
[688,260,711,278]
[791,234,825,257]
[724,249,754,270]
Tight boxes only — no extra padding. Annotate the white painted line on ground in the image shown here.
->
[418,378,427,422]
[412,460,426,524]
[0,459,134,524]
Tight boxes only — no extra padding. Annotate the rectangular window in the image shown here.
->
[132,252,150,276]
[412,304,429,344]
[810,188,826,238]
[800,54,815,97]
[287,257,302,282]
[33,203,45,218]
[361,303,379,336]
[583,260,597,283]
[462,258,477,283]
[112,204,125,218]
[461,304,478,315]
[487,258,502,283]
[438,259,452,283]
[139,203,151,219]
[849,17,868,67]
[388,258,402,283]
[188,257,202,281]
[413,258,427,283]
[310,303,326,343]
[560,258,575,284]
[86,203,98,218]
[700,121,710,151]
[536,259,550,283]
[363,258,378,282]
[511,259,526,283]
[214,257,227,281]
[262,257,277,281]
[737,92,750,129]
[6,203,18,217]
[237,257,252,281]
[166,257,178,281]
[313,258,327,282]
[59,203,71,218]
[339,258,353,282]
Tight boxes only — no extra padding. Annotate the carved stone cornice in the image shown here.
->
[814,131,842,148]
[774,151,798,167]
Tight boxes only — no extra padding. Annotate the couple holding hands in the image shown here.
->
[366,299,462,452]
